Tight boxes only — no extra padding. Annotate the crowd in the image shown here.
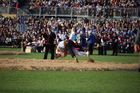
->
[28,0,140,8]
[26,0,140,17]
[0,0,140,10]
[0,0,9,7]
[0,15,139,55]
[0,0,22,7]
[1,0,140,18]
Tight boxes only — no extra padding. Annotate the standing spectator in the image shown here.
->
[69,27,76,41]
[112,33,119,56]
[80,31,86,47]
[133,20,140,72]
[101,34,108,55]
[134,25,140,52]
[73,31,78,43]
[96,35,103,55]
[43,26,56,59]
[76,32,80,44]
[87,32,96,56]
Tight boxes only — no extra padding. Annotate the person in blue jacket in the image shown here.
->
[87,32,96,56]
[80,31,86,47]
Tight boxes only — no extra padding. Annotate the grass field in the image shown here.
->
[0,70,140,93]
[0,47,139,63]
[0,47,140,93]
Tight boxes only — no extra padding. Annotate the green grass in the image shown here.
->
[0,70,140,93]
[0,47,140,93]
[0,47,21,52]
[0,47,139,63]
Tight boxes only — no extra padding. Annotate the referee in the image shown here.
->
[43,26,56,59]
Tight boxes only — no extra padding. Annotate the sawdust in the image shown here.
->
[0,51,138,71]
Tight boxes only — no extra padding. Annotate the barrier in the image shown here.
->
[1,6,140,19]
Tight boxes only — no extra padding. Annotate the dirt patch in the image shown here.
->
[0,51,138,71]
[0,58,138,71]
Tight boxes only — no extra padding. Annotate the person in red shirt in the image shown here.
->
[15,2,19,9]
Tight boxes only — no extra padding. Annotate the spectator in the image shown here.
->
[111,32,119,56]
[73,31,78,43]
[87,32,96,56]
[101,33,108,55]
[35,37,43,52]
[58,30,66,40]
[96,35,103,55]
[22,38,31,52]
[79,31,86,47]
[134,21,140,52]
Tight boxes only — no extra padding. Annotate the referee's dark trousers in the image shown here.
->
[44,44,55,59]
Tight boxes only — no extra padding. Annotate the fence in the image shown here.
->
[1,6,140,19]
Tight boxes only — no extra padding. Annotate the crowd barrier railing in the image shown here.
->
[1,6,140,18]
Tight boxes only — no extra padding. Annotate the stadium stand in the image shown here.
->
[0,0,140,54]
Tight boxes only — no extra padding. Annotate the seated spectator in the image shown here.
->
[22,38,32,52]
[36,37,44,52]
